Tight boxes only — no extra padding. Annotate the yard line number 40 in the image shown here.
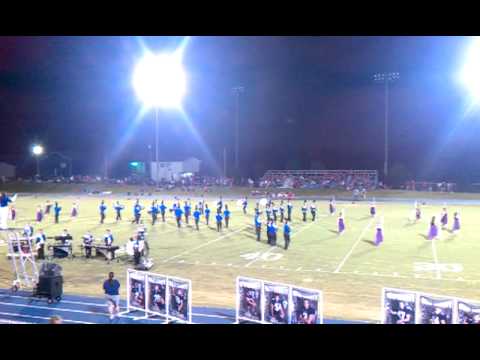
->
[240,252,284,262]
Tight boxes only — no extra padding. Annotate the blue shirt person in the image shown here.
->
[174,207,183,228]
[114,202,124,221]
[99,201,107,224]
[283,222,291,250]
[215,212,223,232]
[193,209,201,230]
[204,206,211,225]
[159,201,167,222]
[103,272,120,319]
[223,206,231,228]
[255,215,262,241]
[54,202,62,224]
[132,202,143,225]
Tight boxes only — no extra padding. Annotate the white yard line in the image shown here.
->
[431,239,442,279]
[333,218,374,273]
[162,227,247,263]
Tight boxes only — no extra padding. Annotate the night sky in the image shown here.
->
[0,36,478,184]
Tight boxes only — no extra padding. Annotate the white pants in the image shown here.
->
[0,206,9,230]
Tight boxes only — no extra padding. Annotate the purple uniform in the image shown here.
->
[11,208,16,221]
[452,215,460,232]
[329,203,335,215]
[72,207,78,217]
[338,217,345,234]
[370,206,376,217]
[428,223,438,240]
[375,227,383,246]
[36,209,43,222]
[441,212,448,227]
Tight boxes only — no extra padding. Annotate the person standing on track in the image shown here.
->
[103,272,120,320]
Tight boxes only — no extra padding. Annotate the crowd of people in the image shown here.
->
[259,170,378,190]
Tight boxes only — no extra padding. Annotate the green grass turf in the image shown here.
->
[1,193,480,322]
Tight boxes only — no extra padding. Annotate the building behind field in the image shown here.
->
[150,157,202,182]
[0,162,16,180]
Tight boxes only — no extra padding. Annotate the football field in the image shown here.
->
[1,192,480,322]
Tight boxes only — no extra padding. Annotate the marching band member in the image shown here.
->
[279,200,285,223]
[272,221,278,246]
[59,229,72,245]
[184,200,191,225]
[193,206,201,230]
[82,231,94,258]
[36,205,44,223]
[35,229,47,260]
[440,206,448,230]
[301,200,308,222]
[272,202,278,223]
[174,205,183,228]
[10,205,16,223]
[223,204,231,228]
[159,200,167,222]
[215,211,223,232]
[255,213,262,242]
[255,202,260,217]
[283,220,291,250]
[242,197,248,215]
[415,201,421,222]
[374,217,384,246]
[132,236,142,266]
[370,199,376,217]
[0,192,16,230]
[44,200,52,216]
[71,202,79,218]
[452,211,461,234]
[338,210,346,235]
[310,200,317,222]
[329,198,336,216]
[23,223,34,238]
[265,204,272,222]
[54,202,62,224]
[428,216,438,240]
[132,200,143,225]
[217,197,223,213]
[287,201,292,221]
[99,200,107,224]
[204,204,211,226]
[266,220,273,245]
[114,201,124,221]
[149,200,159,225]
[104,229,115,260]
[137,225,147,241]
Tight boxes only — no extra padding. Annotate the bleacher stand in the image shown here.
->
[404,181,456,192]
[259,170,378,190]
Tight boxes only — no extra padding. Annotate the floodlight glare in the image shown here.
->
[32,145,44,156]
[133,52,187,109]
[460,37,480,103]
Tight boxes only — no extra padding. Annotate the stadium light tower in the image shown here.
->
[373,72,400,179]
[232,86,244,172]
[460,37,480,104]
[32,144,44,177]
[133,51,187,185]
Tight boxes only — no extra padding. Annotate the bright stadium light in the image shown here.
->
[32,145,44,177]
[32,145,44,156]
[460,37,480,103]
[132,52,187,109]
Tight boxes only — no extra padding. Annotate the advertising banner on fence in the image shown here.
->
[147,274,167,316]
[237,277,263,322]
[418,294,454,324]
[382,288,416,324]
[168,277,191,322]
[290,287,322,324]
[128,271,146,311]
[263,282,289,324]
[457,300,480,324]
